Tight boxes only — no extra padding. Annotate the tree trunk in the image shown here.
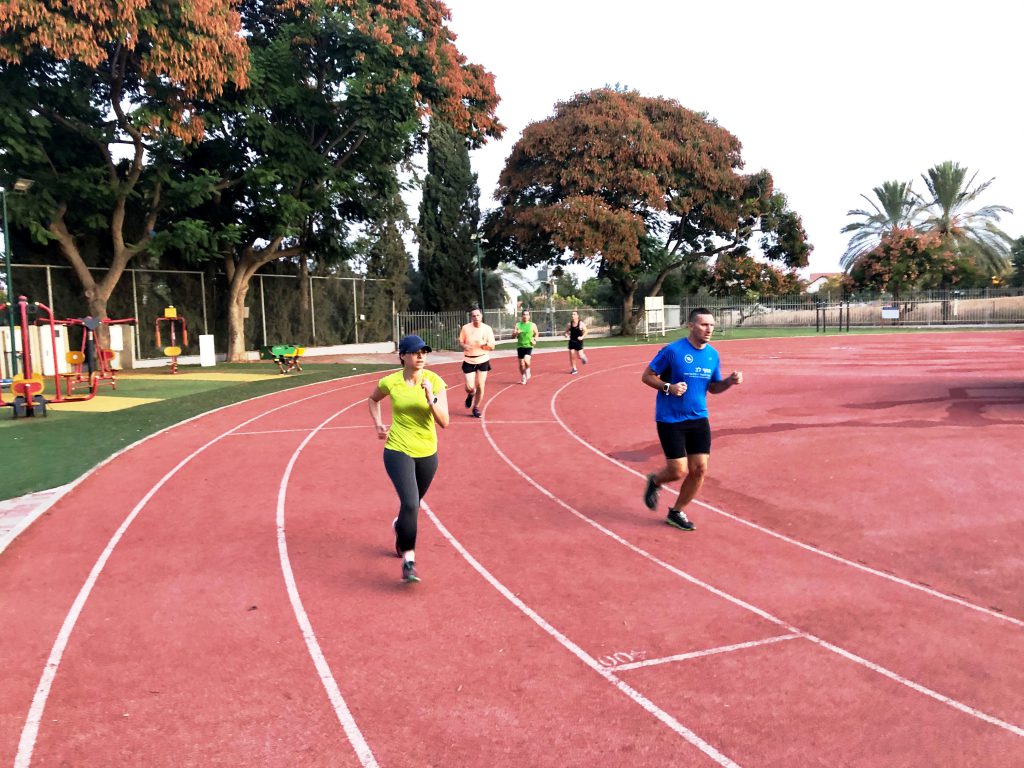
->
[297,258,312,341]
[620,291,636,335]
[223,240,303,361]
[226,274,251,362]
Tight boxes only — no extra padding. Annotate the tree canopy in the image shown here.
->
[486,87,809,331]
[841,162,1014,286]
[0,0,251,326]
[840,180,917,269]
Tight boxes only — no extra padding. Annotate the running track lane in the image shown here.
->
[2,334,1022,766]
[432,354,1022,766]
[0,377,377,767]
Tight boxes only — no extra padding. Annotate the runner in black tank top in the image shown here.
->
[564,310,588,373]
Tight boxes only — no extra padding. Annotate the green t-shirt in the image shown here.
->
[378,369,447,457]
[516,321,538,348]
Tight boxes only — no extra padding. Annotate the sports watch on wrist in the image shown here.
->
[662,383,670,394]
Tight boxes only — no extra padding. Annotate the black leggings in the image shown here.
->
[383,449,438,552]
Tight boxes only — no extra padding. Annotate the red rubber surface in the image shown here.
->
[1,332,1022,766]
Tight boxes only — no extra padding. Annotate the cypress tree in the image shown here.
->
[417,119,481,311]
[364,193,413,340]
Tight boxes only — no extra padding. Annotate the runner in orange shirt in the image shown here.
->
[458,308,496,418]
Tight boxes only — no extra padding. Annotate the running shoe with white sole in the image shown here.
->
[665,509,695,531]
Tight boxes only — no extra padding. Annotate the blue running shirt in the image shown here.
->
[648,338,722,422]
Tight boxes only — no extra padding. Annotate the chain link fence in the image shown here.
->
[8,264,393,359]
[681,289,1024,329]
[8,264,1022,364]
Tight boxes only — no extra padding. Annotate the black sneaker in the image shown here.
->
[665,509,695,531]
[472,407,481,418]
[402,561,420,583]
[392,516,401,557]
[464,393,473,409]
[643,474,660,510]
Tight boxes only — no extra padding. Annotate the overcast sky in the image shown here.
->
[439,0,1022,278]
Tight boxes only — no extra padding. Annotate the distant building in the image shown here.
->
[806,272,842,294]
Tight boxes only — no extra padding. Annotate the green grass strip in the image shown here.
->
[0,363,390,499]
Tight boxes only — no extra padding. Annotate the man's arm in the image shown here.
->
[708,371,743,393]
[641,366,686,397]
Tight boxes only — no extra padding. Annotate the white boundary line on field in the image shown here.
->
[13,377,375,768]
[0,373,380,556]
[612,633,801,672]
[276,401,379,768]
[420,498,743,768]
[474,381,1024,739]
[551,362,1024,629]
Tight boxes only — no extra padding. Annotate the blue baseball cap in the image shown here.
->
[398,335,432,355]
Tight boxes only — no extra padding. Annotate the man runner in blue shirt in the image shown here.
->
[640,308,742,531]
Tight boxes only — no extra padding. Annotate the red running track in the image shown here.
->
[0,331,1022,767]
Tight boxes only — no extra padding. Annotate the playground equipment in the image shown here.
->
[57,316,132,393]
[155,306,188,374]
[0,296,104,417]
[260,344,305,374]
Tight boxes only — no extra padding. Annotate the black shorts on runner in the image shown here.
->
[461,360,492,373]
[568,340,584,351]
[656,418,711,459]
[516,347,534,360]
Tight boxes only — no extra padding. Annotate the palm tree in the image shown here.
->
[917,161,1014,277]
[840,180,918,269]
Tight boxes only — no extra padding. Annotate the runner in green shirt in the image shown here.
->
[515,309,539,384]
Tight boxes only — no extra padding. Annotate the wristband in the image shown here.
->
[662,383,670,394]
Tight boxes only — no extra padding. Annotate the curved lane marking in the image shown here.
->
[277,401,379,768]
[474,380,1024,738]
[14,378,374,768]
[550,364,1024,629]
[421,499,742,768]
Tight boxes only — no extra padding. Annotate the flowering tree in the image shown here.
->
[845,227,964,298]
[0,0,250,327]
[488,88,809,332]
[709,253,804,299]
[202,0,503,358]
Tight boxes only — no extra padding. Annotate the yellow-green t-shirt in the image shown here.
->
[378,369,447,457]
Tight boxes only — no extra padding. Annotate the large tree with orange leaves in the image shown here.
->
[488,88,809,332]
[189,0,502,359]
[0,0,249,329]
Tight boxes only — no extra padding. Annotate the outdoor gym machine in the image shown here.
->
[155,306,188,374]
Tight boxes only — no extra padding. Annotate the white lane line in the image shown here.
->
[476,419,558,424]
[614,634,801,671]
[550,364,1024,629]
[230,425,371,436]
[0,374,379,557]
[13,379,371,768]
[421,500,742,768]
[277,403,379,768]
[477,382,1024,738]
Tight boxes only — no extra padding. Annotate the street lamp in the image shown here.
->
[1,178,33,378]
[470,233,487,315]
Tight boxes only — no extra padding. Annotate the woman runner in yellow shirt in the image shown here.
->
[367,335,449,582]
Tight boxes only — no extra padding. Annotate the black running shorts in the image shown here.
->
[516,347,534,360]
[461,360,492,373]
[656,418,711,459]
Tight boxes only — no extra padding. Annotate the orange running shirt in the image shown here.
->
[459,322,495,364]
